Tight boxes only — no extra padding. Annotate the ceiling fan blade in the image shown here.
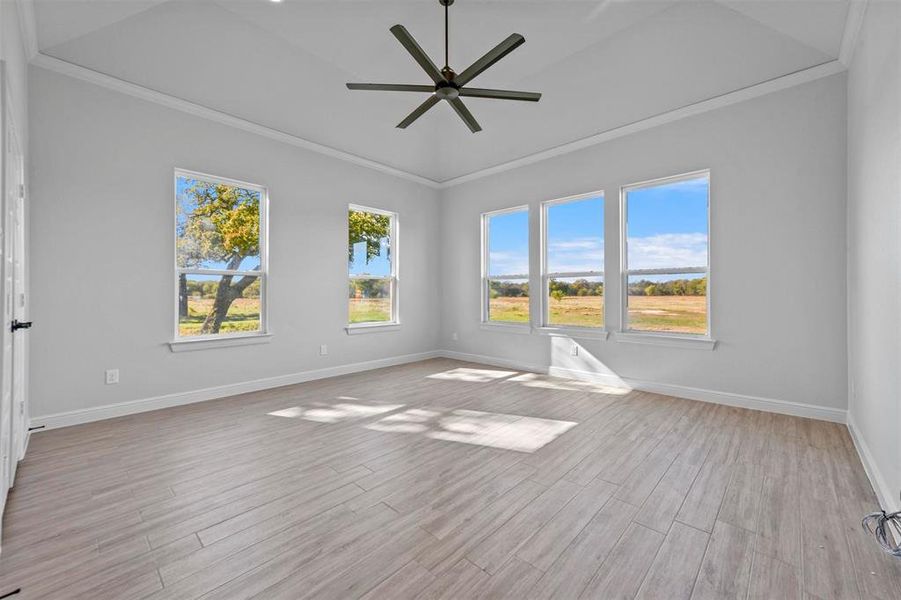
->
[455,34,525,86]
[390,25,444,84]
[449,98,482,133]
[397,95,440,129]
[459,88,541,102]
[347,83,435,93]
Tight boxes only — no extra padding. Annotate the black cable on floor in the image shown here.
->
[862,498,901,558]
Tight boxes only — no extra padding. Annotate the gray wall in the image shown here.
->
[29,67,441,419]
[847,1,901,511]
[439,74,848,411]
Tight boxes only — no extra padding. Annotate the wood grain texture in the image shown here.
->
[0,358,892,599]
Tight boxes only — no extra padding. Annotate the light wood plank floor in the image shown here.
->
[1,358,898,599]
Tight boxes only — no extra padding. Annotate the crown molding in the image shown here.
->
[839,0,869,67]
[22,0,849,192]
[438,59,846,188]
[30,53,443,189]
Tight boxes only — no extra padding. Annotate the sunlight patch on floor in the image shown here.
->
[426,367,519,383]
[364,408,440,433]
[428,410,577,452]
[507,372,631,395]
[267,402,404,423]
[364,407,577,453]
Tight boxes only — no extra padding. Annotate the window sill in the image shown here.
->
[534,326,609,340]
[615,331,717,350]
[168,332,272,353]
[479,322,532,335]
[345,323,401,335]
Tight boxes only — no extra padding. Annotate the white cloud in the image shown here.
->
[628,233,707,270]
[548,237,604,273]
[489,251,529,276]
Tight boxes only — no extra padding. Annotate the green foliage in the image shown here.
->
[489,280,529,298]
[628,277,706,296]
[348,210,391,265]
[549,278,604,297]
[550,289,565,303]
[178,180,260,270]
[185,276,260,300]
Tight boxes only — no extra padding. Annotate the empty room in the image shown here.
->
[0,0,899,597]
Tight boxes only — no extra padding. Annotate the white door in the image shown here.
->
[8,119,26,483]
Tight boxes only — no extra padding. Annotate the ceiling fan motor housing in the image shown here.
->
[435,82,460,100]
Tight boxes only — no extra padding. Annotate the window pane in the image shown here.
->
[349,209,392,277]
[176,176,261,271]
[179,273,261,337]
[626,273,707,334]
[548,276,603,328]
[349,279,392,323]
[626,175,708,271]
[488,278,529,323]
[488,210,529,276]
[547,196,603,273]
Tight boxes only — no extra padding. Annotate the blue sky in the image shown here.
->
[349,237,391,277]
[547,195,604,273]
[488,210,530,277]
[626,176,708,271]
[488,175,708,277]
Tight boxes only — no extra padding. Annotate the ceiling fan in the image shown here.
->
[346,0,541,133]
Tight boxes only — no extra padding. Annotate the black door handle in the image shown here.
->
[10,320,32,332]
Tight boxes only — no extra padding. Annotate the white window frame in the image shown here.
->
[346,204,399,334]
[171,168,270,349]
[481,205,530,330]
[619,169,714,346]
[539,190,606,336]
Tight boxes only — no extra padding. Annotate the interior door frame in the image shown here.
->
[0,60,11,524]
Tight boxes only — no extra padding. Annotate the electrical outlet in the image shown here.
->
[105,369,119,385]
[570,345,579,357]
[319,344,328,356]
[451,332,458,341]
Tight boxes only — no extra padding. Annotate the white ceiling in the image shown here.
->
[33,0,851,182]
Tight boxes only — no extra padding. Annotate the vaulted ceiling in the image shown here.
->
[32,0,852,183]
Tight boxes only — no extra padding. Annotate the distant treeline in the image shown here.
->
[186,277,260,299]
[628,277,706,296]
[490,277,707,298]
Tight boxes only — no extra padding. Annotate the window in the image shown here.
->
[482,207,530,325]
[175,170,267,338]
[622,171,709,336]
[542,192,605,328]
[348,205,397,325]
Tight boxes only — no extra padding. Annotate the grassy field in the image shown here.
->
[349,298,391,324]
[548,296,604,328]
[628,295,707,333]
[489,295,707,334]
[179,297,261,336]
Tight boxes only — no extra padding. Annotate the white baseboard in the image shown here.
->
[28,348,848,433]
[438,350,847,424]
[438,350,550,376]
[847,411,900,514]
[30,350,441,431]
